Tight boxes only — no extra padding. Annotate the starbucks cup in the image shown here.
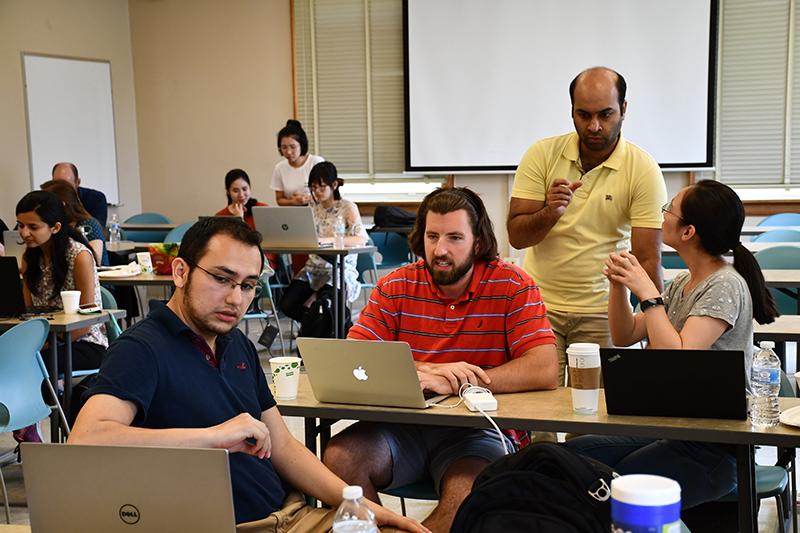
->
[567,342,601,414]
[611,474,681,533]
[60,290,81,314]
[269,356,302,400]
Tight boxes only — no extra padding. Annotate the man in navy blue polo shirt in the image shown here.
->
[52,162,108,226]
[69,217,426,532]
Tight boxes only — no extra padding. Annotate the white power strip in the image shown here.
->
[463,390,498,412]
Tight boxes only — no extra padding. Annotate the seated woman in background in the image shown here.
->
[271,119,324,207]
[215,168,277,271]
[41,179,108,266]
[280,162,368,331]
[566,180,778,509]
[14,191,108,443]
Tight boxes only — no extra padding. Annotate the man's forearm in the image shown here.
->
[68,419,214,448]
[271,438,346,508]
[508,207,561,249]
[484,348,558,393]
[639,255,664,292]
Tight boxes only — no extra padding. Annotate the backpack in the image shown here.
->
[374,205,415,228]
[451,442,617,533]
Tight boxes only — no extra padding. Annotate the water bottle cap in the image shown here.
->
[342,485,363,500]
[759,341,775,349]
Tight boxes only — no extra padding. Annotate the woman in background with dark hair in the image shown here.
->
[566,180,778,510]
[14,191,107,443]
[41,179,108,266]
[270,119,324,206]
[216,168,277,270]
[279,161,367,328]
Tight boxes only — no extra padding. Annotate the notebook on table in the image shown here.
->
[296,337,449,409]
[252,206,330,249]
[600,348,747,420]
[21,443,237,533]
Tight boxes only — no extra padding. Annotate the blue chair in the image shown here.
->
[356,236,380,304]
[759,213,800,227]
[100,286,123,343]
[163,222,194,244]
[752,229,800,243]
[243,275,286,357]
[754,246,800,315]
[123,212,172,243]
[380,479,438,516]
[373,232,412,270]
[0,319,69,522]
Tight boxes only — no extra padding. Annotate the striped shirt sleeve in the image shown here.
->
[504,270,555,359]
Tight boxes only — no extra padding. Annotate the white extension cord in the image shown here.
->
[429,383,509,455]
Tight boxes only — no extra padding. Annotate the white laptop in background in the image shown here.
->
[296,337,449,409]
[252,206,324,248]
[2,230,25,267]
[21,443,237,533]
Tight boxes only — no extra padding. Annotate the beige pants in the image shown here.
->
[547,309,612,387]
[236,492,401,533]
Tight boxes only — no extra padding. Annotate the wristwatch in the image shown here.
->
[640,297,665,311]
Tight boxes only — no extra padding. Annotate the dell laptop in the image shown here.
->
[296,337,448,409]
[253,206,323,248]
[22,443,237,533]
[600,348,748,420]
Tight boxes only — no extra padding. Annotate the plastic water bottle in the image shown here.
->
[750,340,781,428]
[332,485,377,533]
[108,213,121,244]
[334,214,346,248]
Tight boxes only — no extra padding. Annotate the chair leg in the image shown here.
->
[775,494,786,533]
[43,378,71,437]
[400,496,407,517]
[0,465,10,524]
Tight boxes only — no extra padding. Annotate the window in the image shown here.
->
[717,0,798,188]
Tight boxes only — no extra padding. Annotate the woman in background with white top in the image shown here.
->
[271,119,324,206]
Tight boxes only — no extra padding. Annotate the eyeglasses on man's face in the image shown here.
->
[190,263,261,296]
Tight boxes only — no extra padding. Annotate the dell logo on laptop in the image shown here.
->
[353,366,369,381]
[119,504,140,525]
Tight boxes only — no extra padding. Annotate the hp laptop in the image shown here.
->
[22,443,237,533]
[600,348,747,420]
[2,230,25,267]
[253,206,325,248]
[297,337,448,409]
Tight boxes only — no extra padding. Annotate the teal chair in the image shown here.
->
[0,319,69,523]
[100,286,123,343]
[717,372,797,533]
[123,212,171,243]
[380,479,438,516]
[356,236,380,304]
[372,232,412,270]
[752,229,800,243]
[163,222,194,244]
[759,213,800,226]
[243,275,286,357]
[754,245,800,315]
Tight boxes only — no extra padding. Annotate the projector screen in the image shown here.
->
[405,0,716,171]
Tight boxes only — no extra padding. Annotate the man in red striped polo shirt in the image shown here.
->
[323,187,557,532]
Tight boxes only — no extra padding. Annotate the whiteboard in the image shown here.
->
[23,54,119,204]
[405,0,715,171]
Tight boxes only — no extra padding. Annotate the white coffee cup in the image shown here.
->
[60,290,82,314]
[567,342,602,414]
[136,252,154,273]
[269,356,302,400]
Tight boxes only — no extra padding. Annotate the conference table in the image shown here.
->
[97,271,174,287]
[278,375,800,533]
[119,222,178,232]
[261,244,376,338]
[0,310,126,442]
[662,241,800,257]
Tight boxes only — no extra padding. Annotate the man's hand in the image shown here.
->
[210,413,271,460]
[367,498,432,533]
[417,370,455,395]
[417,361,491,392]
[545,178,582,217]
[603,251,660,301]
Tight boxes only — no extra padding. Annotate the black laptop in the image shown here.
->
[600,348,748,420]
[0,256,58,318]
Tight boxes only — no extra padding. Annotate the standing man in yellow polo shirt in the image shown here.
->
[507,66,667,386]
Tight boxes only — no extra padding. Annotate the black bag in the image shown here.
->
[298,287,352,339]
[451,442,617,533]
[374,205,415,228]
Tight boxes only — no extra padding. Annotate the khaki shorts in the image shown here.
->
[236,492,401,533]
[546,309,612,387]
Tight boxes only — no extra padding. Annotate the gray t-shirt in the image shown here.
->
[663,264,754,385]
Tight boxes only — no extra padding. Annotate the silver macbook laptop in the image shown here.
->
[2,230,25,266]
[22,443,236,533]
[253,206,326,248]
[296,337,448,409]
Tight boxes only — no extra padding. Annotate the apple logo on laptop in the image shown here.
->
[353,366,369,381]
[281,224,289,231]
